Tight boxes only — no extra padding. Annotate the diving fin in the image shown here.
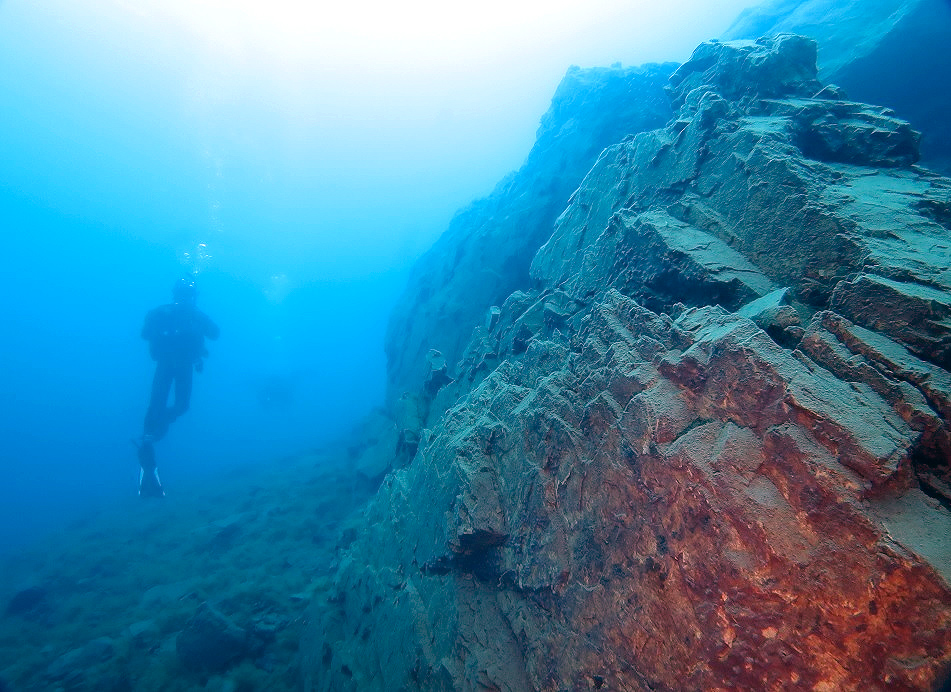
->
[134,437,164,498]
[138,466,166,498]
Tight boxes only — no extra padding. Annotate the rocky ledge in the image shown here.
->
[304,36,951,691]
[384,61,678,406]
[724,0,951,174]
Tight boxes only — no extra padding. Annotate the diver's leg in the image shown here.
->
[137,362,174,497]
[169,364,193,422]
[143,362,174,441]
[138,367,167,497]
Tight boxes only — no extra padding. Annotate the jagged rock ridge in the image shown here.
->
[384,62,677,405]
[303,36,951,691]
[724,0,951,174]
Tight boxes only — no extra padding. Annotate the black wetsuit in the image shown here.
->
[141,301,219,441]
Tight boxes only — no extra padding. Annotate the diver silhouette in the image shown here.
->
[137,278,219,497]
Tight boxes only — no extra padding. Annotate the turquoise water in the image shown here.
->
[0,0,753,550]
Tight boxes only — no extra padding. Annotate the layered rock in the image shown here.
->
[384,62,677,404]
[304,35,951,691]
[724,0,951,174]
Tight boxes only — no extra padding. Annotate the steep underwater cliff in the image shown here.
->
[384,62,677,405]
[303,35,951,692]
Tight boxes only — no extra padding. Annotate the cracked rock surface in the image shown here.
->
[303,36,951,691]
[724,0,951,174]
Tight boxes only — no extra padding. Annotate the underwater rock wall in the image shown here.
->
[303,36,951,691]
[384,62,677,404]
[724,0,951,174]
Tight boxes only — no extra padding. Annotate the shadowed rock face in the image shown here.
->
[304,36,951,691]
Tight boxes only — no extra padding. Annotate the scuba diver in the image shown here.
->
[136,278,219,497]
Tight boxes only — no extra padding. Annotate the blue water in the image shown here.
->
[0,0,754,552]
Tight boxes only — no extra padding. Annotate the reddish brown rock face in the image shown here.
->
[306,293,951,692]
[303,36,951,692]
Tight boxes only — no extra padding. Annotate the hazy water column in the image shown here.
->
[0,0,760,551]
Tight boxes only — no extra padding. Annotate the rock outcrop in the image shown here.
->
[176,602,266,673]
[4,586,46,617]
[724,0,951,174]
[304,35,951,691]
[384,62,677,404]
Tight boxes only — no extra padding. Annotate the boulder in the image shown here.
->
[783,98,921,167]
[176,602,258,673]
[666,33,821,111]
[45,636,115,685]
[126,618,160,647]
[737,287,802,344]
[4,586,46,617]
